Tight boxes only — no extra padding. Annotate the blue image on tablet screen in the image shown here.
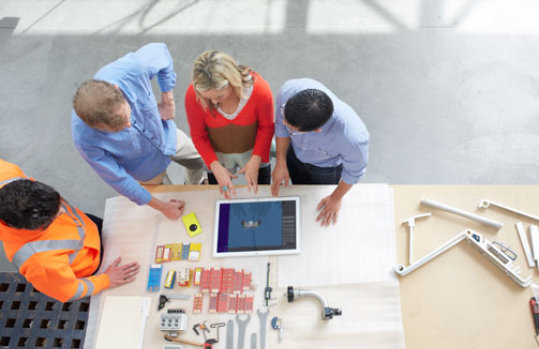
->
[218,201,283,252]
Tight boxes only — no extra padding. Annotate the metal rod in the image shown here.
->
[478,199,539,223]
[515,223,535,268]
[421,198,503,229]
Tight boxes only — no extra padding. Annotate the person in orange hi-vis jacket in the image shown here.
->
[0,158,140,302]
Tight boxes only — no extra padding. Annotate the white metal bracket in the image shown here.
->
[394,229,532,287]
[401,212,431,265]
[478,199,539,224]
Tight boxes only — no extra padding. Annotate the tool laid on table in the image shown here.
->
[235,314,251,349]
[401,213,431,265]
[163,344,184,349]
[530,297,539,345]
[210,322,226,342]
[286,286,342,320]
[264,262,273,307]
[250,333,257,349]
[394,229,531,287]
[193,321,219,349]
[164,335,204,347]
[420,198,503,229]
[257,308,269,349]
[478,199,539,224]
[226,320,234,349]
[271,317,283,343]
[159,294,191,311]
[193,321,210,337]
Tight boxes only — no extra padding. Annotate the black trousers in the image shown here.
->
[286,147,343,184]
[207,165,272,185]
[85,213,104,275]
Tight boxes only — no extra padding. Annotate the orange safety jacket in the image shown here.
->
[0,159,109,302]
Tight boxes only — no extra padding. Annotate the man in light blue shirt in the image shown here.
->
[271,78,369,226]
[72,43,204,219]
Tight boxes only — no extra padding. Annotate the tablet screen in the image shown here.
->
[213,197,300,257]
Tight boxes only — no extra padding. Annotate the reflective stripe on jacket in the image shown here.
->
[0,159,109,302]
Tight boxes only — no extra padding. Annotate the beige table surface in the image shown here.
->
[393,185,539,349]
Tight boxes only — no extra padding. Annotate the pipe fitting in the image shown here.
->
[286,286,342,320]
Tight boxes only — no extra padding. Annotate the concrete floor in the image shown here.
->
[1,0,539,271]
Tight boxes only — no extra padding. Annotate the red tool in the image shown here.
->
[530,297,539,344]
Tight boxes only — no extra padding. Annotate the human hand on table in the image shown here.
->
[316,195,342,226]
[104,257,140,288]
[270,162,290,196]
[210,161,237,200]
[238,155,261,194]
[157,199,185,220]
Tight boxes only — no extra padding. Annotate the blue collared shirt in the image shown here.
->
[275,78,369,185]
[71,43,177,205]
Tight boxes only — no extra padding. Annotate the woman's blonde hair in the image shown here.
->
[192,50,253,110]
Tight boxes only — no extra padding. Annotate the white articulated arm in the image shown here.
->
[394,229,531,288]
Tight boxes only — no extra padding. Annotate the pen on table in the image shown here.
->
[529,297,539,344]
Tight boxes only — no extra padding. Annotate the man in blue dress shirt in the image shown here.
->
[271,78,369,226]
[72,43,204,220]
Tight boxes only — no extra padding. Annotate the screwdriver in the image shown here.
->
[529,297,539,344]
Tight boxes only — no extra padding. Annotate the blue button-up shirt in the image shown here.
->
[275,78,369,185]
[72,43,177,205]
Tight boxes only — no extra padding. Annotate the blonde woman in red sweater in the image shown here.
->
[185,51,274,199]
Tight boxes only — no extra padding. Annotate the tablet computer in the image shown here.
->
[213,196,301,257]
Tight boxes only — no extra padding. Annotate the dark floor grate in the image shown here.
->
[0,273,89,348]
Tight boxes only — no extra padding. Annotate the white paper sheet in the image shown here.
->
[278,184,397,287]
[94,296,150,349]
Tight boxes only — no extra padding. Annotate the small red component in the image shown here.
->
[210,268,223,294]
[209,293,218,313]
[221,268,235,294]
[244,294,254,314]
[242,271,252,292]
[155,245,164,264]
[227,294,238,314]
[200,268,211,293]
[232,269,243,294]
[193,293,203,314]
[237,295,245,314]
[217,293,228,313]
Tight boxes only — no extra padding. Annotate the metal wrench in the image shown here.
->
[250,333,257,349]
[235,314,250,349]
[226,320,233,349]
[256,308,269,349]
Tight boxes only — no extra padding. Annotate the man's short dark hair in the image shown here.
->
[0,180,61,230]
[284,89,334,132]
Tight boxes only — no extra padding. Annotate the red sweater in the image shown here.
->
[185,72,274,167]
